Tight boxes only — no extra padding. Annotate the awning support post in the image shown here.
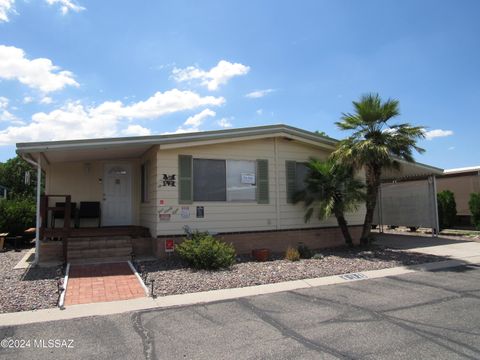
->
[378,183,384,233]
[34,157,42,264]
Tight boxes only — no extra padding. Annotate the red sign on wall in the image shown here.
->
[165,239,175,253]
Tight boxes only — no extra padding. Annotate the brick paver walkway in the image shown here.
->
[65,262,146,305]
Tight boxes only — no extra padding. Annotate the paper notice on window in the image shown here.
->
[241,173,256,184]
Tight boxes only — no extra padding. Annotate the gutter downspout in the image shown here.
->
[22,155,42,265]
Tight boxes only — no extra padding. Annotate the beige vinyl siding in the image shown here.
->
[154,137,366,236]
[156,139,277,235]
[277,139,365,230]
[139,146,159,237]
[437,174,480,216]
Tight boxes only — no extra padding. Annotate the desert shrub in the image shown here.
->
[0,198,36,235]
[312,253,324,260]
[469,193,480,230]
[175,233,236,270]
[437,190,457,230]
[297,244,313,259]
[285,247,300,261]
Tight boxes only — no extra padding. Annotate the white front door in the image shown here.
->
[103,163,132,226]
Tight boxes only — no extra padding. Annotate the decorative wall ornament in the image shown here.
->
[159,206,179,215]
[160,174,176,187]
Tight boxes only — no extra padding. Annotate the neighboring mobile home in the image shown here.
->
[436,166,480,226]
[16,124,442,264]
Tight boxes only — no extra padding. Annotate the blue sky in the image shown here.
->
[0,0,478,169]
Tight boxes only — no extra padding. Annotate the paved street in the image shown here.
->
[1,263,480,360]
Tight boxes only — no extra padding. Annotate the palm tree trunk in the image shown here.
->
[360,164,381,245]
[335,209,353,247]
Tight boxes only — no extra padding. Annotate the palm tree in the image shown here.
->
[332,93,425,245]
[294,158,365,247]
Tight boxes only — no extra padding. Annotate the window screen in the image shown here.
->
[193,159,226,201]
[295,162,309,191]
[226,160,256,201]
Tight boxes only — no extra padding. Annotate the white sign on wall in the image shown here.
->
[241,173,256,184]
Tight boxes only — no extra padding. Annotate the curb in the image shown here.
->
[1,256,479,327]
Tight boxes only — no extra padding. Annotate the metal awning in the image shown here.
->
[381,159,443,181]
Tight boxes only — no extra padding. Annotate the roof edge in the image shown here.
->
[16,124,338,153]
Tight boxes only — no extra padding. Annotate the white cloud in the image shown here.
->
[0,0,15,22]
[245,89,275,99]
[122,125,151,136]
[0,96,20,123]
[0,89,224,145]
[183,108,215,128]
[45,0,85,15]
[424,129,454,140]
[256,108,263,115]
[0,45,79,93]
[448,146,455,151]
[172,60,250,91]
[217,117,232,128]
[40,96,53,104]
[0,0,84,21]
[0,96,8,109]
[23,96,34,104]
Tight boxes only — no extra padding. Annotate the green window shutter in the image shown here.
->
[178,155,193,204]
[285,160,296,204]
[256,159,269,204]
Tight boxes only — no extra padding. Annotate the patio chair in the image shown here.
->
[77,201,101,228]
[51,202,77,228]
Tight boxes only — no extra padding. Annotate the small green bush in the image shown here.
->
[285,247,300,261]
[437,190,457,230]
[469,193,480,230]
[0,198,36,235]
[176,234,236,270]
[297,244,313,259]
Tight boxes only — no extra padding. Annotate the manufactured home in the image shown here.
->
[16,124,442,264]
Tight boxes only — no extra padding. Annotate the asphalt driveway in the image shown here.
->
[1,264,480,360]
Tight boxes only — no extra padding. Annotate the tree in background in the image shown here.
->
[294,158,365,247]
[0,156,38,200]
[469,193,480,230]
[332,93,425,245]
[437,190,457,230]
[0,156,39,235]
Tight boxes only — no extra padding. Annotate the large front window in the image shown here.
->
[193,159,257,202]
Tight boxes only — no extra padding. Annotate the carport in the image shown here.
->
[373,159,444,236]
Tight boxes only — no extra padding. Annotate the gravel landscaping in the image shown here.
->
[0,245,451,314]
[139,246,447,297]
[0,249,59,314]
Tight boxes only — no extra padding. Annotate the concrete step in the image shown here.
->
[68,246,133,260]
[68,240,132,250]
[68,256,132,265]
[68,235,132,242]
[67,237,132,250]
